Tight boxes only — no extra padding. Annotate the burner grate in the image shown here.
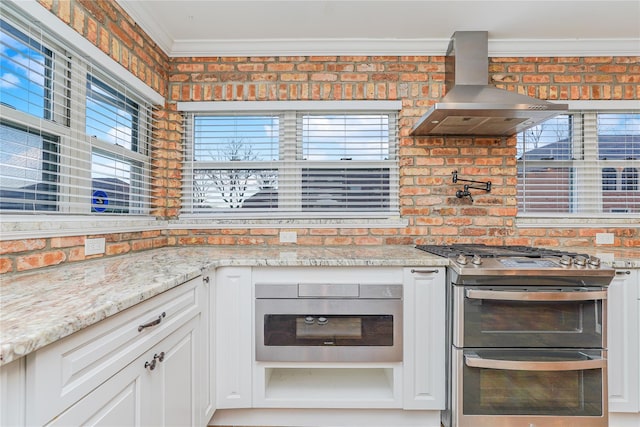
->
[415,244,587,259]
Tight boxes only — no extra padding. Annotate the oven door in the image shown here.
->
[453,286,607,348]
[255,298,402,362]
[453,348,608,427]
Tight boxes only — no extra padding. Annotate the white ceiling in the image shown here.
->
[116,0,640,57]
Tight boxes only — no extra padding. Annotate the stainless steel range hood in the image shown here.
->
[411,31,567,137]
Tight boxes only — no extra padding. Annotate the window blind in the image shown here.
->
[182,109,399,217]
[517,112,640,216]
[0,7,156,215]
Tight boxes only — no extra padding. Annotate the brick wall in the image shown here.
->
[1,1,638,274]
[165,55,639,250]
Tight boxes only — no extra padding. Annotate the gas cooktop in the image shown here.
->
[415,244,588,259]
[415,244,614,283]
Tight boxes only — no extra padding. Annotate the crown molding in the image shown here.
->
[171,37,640,58]
[168,37,640,58]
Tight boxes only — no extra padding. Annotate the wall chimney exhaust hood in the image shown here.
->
[411,31,568,137]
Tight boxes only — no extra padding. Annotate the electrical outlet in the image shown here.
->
[279,231,297,243]
[85,237,106,255]
[595,233,614,245]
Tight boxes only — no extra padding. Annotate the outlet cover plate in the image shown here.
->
[595,233,614,245]
[279,231,297,243]
[85,237,106,255]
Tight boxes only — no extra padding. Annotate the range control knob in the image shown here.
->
[588,256,601,268]
[559,255,573,266]
[456,254,469,265]
[471,255,483,265]
[574,256,587,267]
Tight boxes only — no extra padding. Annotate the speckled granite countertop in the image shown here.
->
[0,245,447,366]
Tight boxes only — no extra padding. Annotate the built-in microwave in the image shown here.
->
[255,283,402,362]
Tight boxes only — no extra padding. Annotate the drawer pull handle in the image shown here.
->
[144,359,157,371]
[411,269,439,274]
[138,312,166,332]
[616,270,631,275]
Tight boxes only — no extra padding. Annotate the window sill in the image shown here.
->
[0,215,164,241]
[0,214,409,241]
[516,214,640,228]
[171,216,408,229]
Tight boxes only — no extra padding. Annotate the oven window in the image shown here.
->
[478,300,582,332]
[462,288,604,348]
[264,314,393,347]
[463,350,604,416]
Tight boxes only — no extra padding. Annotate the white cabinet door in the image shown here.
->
[45,352,147,426]
[608,269,639,413]
[148,316,200,427]
[215,267,253,408]
[402,267,446,410]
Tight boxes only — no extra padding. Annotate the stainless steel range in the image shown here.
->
[415,244,615,427]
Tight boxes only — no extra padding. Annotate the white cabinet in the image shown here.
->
[215,267,253,409]
[25,276,208,427]
[402,267,446,410]
[608,269,639,413]
[45,317,199,426]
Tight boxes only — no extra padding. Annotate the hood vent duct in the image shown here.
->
[411,31,568,137]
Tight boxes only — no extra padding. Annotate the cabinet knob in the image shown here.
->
[144,359,157,371]
[154,352,165,363]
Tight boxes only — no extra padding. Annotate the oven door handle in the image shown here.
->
[464,353,606,371]
[465,289,607,302]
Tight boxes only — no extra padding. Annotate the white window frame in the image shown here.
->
[516,100,640,229]
[177,101,405,227]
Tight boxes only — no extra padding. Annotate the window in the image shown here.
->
[182,104,399,218]
[517,111,640,216]
[85,74,150,214]
[0,8,155,215]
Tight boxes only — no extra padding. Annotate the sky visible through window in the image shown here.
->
[0,19,48,118]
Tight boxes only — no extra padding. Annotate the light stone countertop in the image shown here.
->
[0,245,447,366]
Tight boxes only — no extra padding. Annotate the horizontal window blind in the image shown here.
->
[182,109,399,217]
[517,112,640,215]
[0,6,156,215]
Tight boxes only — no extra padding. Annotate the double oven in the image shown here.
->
[417,244,615,427]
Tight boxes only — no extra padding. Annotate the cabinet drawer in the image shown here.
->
[26,277,202,426]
